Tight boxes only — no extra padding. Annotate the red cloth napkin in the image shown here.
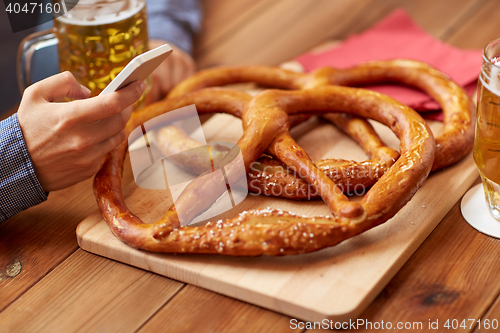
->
[295,9,482,121]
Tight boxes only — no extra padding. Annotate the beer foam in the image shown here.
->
[481,63,500,97]
[56,0,145,26]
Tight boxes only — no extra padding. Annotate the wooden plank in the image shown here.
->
[414,0,488,42]
[0,181,90,312]
[475,292,500,333]
[446,0,500,49]
[0,1,491,331]
[195,0,376,68]
[0,249,183,333]
[0,157,138,312]
[305,179,500,333]
[194,0,482,69]
[196,0,272,54]
[77,111,478,322]
[301,1,500,331]
[395,0,484,40]
[370,0,482,39]
[138,285,300,333]
[1,103,125,311]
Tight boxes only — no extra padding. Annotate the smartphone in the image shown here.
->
[99,44,173,95]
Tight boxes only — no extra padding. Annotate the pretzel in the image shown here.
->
[168,66,398,194]
[94,86,435,255]
[156,125,233,175]
[169,59,475,171]
[157,113,399,198]
[166,69,402,198]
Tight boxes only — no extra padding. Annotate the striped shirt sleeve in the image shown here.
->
[0,114,47,222]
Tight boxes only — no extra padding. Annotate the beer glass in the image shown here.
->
[474,36,500,221]
[18,0,149,100]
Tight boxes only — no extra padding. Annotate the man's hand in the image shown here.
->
[148,40,196,102]
[17,72,146,192]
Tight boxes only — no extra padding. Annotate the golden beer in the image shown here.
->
[474,40,500,221]
[54,0,149,97]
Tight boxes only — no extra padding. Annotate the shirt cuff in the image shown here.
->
[0,114,48,222]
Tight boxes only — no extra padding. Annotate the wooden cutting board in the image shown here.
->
[77,108,478,322]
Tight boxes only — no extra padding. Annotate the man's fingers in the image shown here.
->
[75,80,145,123]
[71,85,92,100]
[81,105,133,145]
[26,71,91,102]
[68,129,127,180]
[93,129,128,157]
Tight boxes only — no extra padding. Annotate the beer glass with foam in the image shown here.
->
[18,0,149,102]
[474,37,500,220]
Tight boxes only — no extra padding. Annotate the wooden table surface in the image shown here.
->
[2,0,500,332]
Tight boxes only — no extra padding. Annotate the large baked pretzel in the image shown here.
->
[168,64,401,196]
[157,112,399,198]
[168,59,474,172]
[94,86,435,255]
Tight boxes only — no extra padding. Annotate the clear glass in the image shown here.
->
[474,36,500,221]
[18,0,150,107]
[54,0,149,97]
